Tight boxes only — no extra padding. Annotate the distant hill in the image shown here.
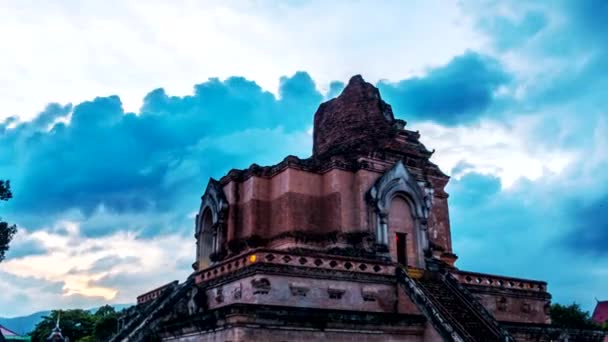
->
[0,304,132,335]
[0,310,50,336]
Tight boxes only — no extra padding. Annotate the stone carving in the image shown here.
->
[251,278,271,295]
[215,286,224,303]
[497,297,508,312]
[361,290,376,302]
[232,283,242,300]
[187,286,207,316]
[171,295,189,319]
[289,283,310,297]
[327,288,345,300]
[522,302,531,313]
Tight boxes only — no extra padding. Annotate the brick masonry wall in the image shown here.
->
[474,292,550,324]
[163,326,431,342]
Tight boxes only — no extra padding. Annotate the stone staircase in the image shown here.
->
[110,279,193,342]
[396,266,513,342]
[417,273,500,341]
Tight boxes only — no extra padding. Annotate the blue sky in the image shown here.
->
[0,0,607,317]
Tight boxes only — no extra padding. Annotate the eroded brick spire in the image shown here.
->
[313,75,396,158]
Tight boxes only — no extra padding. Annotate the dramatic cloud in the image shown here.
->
[448,172,608,307]
[414,118,574,188]
[1,73,317,226]
[378,52,510,125]
[0,1,480,121]
[0,221,193,315]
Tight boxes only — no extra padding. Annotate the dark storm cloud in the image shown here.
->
[447,166,608,309]
[378,52,510,125]
[563,196,608,257]
[1,72,323,227]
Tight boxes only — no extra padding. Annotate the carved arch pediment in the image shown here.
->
[366,161,434,268]
[195,178,228,236]
[366,160,432,219]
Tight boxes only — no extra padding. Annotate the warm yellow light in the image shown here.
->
[249,255,257,263]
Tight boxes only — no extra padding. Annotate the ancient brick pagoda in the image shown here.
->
[113,76,605,341]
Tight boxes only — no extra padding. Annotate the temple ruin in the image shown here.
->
[112,75,605,342]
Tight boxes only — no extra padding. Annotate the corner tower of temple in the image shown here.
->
[194,75,455,271]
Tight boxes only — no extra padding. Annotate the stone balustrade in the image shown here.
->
[451,270,547,292]
[136,280,179,304]
[194,249,395,285]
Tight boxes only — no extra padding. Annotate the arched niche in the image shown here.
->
[367,161,433,268]
[388,195,419,267]
[198,208,214,269]
[195,178,228,270]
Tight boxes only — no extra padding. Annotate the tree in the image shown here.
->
[0,179,17,263]
[29,306,121,342]
[93,305,119,341]
[30,309,95,342]
[550,303,601,330]
[0,180,11,201]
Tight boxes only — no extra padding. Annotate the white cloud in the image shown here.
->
[417,117,575,188]
[0,0,481,121]
[0,220,192,315]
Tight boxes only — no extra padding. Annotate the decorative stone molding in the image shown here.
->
[452,270,548,294]
[194,250,395,286]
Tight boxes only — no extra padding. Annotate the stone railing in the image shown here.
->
[194,248,395,285]
[136,280,179,304]
[451,270,547,292]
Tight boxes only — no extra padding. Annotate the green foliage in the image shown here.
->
[30,310,95,341]
[0,180,12,201]
[0,179,17,263]
[550,303,601,330]
[29,306,120,342]
[93,305,118,341]
[0,220,17,263]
